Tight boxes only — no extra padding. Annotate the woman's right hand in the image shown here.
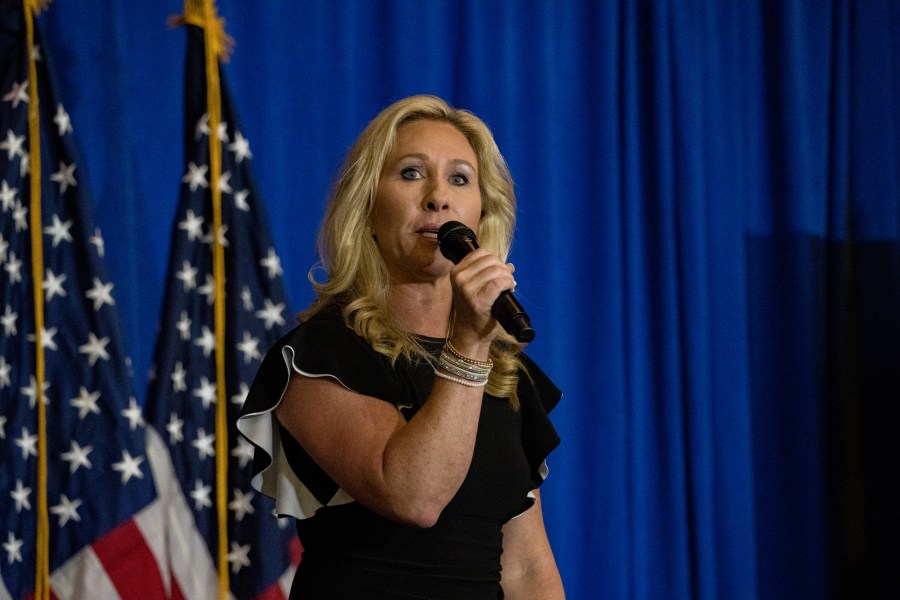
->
[447,247,516,353]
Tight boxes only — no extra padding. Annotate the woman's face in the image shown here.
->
[371,119,482,284]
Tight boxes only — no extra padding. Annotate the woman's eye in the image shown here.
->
[450,173,469,185]
[401,167,422,180]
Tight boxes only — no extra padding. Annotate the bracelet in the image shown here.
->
[438,359,490,381]
[434,367,489,388]
[439,351,491,376]
[444,340,493,369]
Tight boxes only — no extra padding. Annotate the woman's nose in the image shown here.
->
[422,182,450,211]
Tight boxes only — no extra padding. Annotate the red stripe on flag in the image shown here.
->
[91,519,167,599]
[290,538,303,565]
[255,581,287,600]
[170,576,186,600]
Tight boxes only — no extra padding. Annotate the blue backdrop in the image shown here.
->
[34,1,899,598]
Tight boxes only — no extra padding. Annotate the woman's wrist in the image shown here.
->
[445,332,493,363]
[435,339,493,387]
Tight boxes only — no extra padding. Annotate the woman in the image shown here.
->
[238,95,564,599]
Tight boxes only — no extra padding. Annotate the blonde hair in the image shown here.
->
[302,95,524,407]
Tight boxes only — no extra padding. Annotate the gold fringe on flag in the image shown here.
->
[168,0,235,62]
[23,1,50,598]
[172,1,231,597]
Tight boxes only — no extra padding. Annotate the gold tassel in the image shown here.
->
[167,0,235,62]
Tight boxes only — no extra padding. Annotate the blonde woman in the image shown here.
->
[238,95,564,599]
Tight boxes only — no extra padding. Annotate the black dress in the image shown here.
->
[237,307,561,599]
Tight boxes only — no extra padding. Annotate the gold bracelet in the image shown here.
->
[444,340,493,369]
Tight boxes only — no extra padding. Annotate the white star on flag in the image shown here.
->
[194,325,216,357]
[50,494,83,527]
[70,386,102,419]
[228,488,256,522]
[192,376,217,409]
[10,480,31,513]
[111,450,145,484]
[189,480,213,511]
[182,161,209,191]
[175,260,199,290]
[171,361,188,392]
[1,129,25,160]
[1,305,17,336]
[260,247,283,278]
[42,268,67,301]
[89,227,105,256]
[256,298,286,330]
[192,428,216,461]
[85,277,115,310]
[50,160,77,193]
[226,542,252,574]
[233,188,250,211]
[61,440,93,474]
[2,79,28,107]
[78,331,111,366]
[43,213,74,247]
[4,533,24,565]
[178,208,205,241]
[53,103,73,135]
[227,130,252,163]
[175,311,192,340]
[0,180,17,209]
[236,331,262,364]
[166,413,185,444]
[231,436,255,469]
[14,428,37,459]
[121,398,145,430]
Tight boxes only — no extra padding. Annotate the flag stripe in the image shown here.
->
[50,546,119,600]
[145,428,219,599]
[91,521,166,600]
[255,582,287,600]
[133,501,173,599]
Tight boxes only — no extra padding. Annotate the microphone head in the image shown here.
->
[437,221,477,264]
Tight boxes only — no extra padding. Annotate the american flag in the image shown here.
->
[142,21,299,599]
[0,6,167,600]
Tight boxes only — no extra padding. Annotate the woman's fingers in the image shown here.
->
[450,249,516,326]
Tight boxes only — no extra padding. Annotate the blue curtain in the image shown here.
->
[34,1,899,598]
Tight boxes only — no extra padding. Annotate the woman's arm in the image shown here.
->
[276,247,514,527]
[275,370,483,528]
[500,489,565,599]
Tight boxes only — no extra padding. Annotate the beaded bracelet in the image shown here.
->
[438,359,490,382]
[444,340,493,369]
[439,350,491,374]
[434,368,489,388]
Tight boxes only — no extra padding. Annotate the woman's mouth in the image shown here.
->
[417,225,441,240]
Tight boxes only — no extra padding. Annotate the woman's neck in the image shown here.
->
[387,279,452,338]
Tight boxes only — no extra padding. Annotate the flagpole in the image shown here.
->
[23,1,50,598]
[197,1,230,597]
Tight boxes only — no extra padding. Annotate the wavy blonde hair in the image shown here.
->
[302,95,524,407]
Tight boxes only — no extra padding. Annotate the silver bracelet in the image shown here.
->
[438,359,490,381]
[434,368,489,388]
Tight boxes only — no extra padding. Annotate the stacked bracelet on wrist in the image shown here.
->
[434,340,493,388]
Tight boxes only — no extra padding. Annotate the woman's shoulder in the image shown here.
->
[282,304,371,353]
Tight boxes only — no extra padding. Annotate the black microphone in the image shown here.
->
[437,221,535,343]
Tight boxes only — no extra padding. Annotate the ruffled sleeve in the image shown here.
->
[516,353,562,490]
[236,310,404,520]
